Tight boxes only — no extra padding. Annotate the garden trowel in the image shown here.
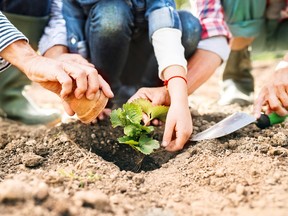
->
[191,112,287,141]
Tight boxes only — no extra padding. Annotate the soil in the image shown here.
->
[1,59,288,216]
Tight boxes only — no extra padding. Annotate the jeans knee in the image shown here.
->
[178,10,202,58]
[88,2,133,37]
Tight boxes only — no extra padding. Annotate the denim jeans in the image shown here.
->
[63,0,202,104]
[0,0,51,17]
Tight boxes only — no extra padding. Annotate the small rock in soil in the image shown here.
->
[22,152,44,167]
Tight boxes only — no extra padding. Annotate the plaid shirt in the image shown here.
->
[194,0,231,40]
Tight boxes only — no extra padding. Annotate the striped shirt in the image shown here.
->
[0,11,27,72]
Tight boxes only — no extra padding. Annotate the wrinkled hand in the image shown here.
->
[254,61,288,118]
[51,52,94,68]
[24,54,113,115]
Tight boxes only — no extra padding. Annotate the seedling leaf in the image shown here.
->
[131,98,153,117]
[118,136,139,145]
[122,103,142,124]
[110,99,169,155]
[110,108,126,127]
[137,135,160,155]
[150,105,169,122]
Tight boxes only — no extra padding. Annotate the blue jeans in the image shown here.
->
[63,0,201,103]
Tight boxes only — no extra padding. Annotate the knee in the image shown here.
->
[178,10,202,57]
[88,3,133,37]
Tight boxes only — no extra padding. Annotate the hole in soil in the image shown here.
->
[60,120,177,172]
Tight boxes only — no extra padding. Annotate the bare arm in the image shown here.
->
[187,49,222,94]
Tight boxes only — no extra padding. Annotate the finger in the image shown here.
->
[267,87,288,116]
[277,86,288,108]
[63,63,88,99]
[98,108,112,120]
[61,100,75,116]
[151,119,161,126]
[142,113,150,126]
[167,130,191,152]
[165,119,192,152]
[267,99,288,116]
[253,89,266,118]
[161,119,174,148]
[98,75,114,98]
[85,68,100,100]
[55,72,73,99]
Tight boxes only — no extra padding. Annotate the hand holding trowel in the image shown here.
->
[191,112,288,141]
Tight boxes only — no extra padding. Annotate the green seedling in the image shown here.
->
[110,98,169,155]
[58,169,101,188]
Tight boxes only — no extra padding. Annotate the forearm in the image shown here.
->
[0,40,38,75]
[187,49,222,94]
[162,65,188,105]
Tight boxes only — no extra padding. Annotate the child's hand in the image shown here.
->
[160,65,192,151]
[128,86,170,106]
[161,101,192,152]
[128,86,169,126]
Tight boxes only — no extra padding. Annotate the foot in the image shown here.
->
[218,79,254,106]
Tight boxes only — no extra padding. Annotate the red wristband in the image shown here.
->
[163,75,187,87]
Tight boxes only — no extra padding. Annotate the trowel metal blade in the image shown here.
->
[191,112,257,141]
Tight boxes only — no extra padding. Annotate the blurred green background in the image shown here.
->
[175,0,190,9]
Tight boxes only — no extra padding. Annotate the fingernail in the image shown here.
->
[161,141,168,147]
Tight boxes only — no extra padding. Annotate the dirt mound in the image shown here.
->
[0,59,288,216]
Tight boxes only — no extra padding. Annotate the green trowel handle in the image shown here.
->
[256,113,288,129]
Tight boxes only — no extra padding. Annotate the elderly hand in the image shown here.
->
[1,40,114,116]
[254,59,288,118]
